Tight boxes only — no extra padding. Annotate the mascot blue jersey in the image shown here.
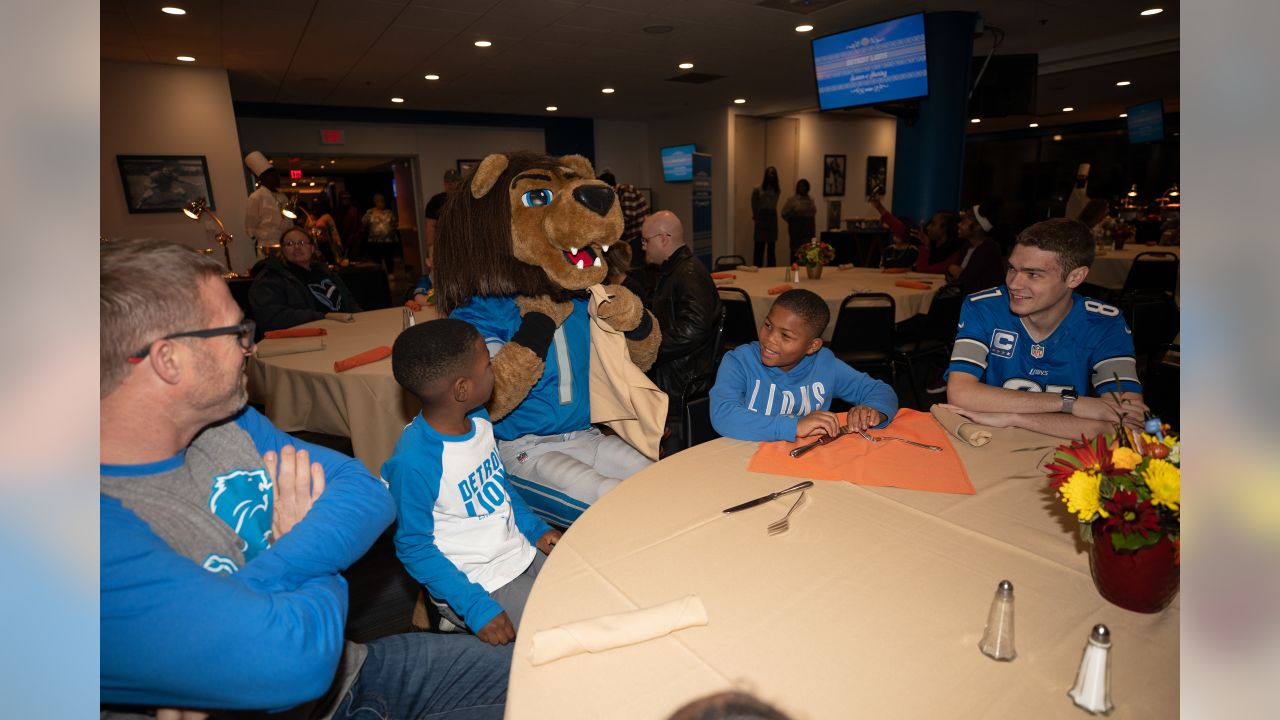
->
[946,286,1142,397]
[451,295,592,440]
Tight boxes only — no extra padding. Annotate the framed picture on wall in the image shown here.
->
[823,154,846,197]
[456,159,481,177]
[865,156,888,198]
[637,187,654,211]
[117,155,215,214]
[826,199,843,230]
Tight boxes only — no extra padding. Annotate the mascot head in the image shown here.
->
[434,151,623,315]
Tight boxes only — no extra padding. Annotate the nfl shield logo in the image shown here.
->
[1030,344,1045,359]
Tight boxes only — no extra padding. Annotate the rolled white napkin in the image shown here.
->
[324,312,355,323]
[529,595,708,666]
[930,404,992,447]
[255,337,326,358]
[736,265,760,272]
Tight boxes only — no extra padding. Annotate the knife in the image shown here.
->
[790,427,853,458]
[723,481,814,514]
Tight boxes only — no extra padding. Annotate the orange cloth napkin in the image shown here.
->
[881,267,909,274]
[767,283,793,295]
[264,327,328,339]
[746,409,974,494]
[710,272,736,280]
[334,346,391,373]
[894,280,932,290]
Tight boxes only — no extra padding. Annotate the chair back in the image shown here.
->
[682,395,720,448]
[1121,252,1178,298]
[718,287,757,349]
[831,292,897,355]
[923,288,963,340]
[714,254,747,271]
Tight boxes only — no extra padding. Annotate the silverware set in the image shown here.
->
[791,427,942,457]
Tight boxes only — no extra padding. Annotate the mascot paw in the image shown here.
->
[516,294,573,327]
[597,285,645,332]
[626,314,662,372]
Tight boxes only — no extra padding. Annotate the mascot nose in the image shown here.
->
[572,185,615,217]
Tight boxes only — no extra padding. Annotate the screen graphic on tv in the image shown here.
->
[661,144,696,182]
[812,14,928,111]
[1126,100,1165,143]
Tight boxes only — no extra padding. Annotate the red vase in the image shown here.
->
[1089,523,1179,613]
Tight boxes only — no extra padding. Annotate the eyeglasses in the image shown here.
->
[128,320,256,362]
[641,232,668,245]
[282,239,313,248]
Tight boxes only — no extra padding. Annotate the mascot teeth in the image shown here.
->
[570,246,578,255]
[576,258,585,269]
[602,243,611,253]
[563,245,598,268]
[593,256,602,267]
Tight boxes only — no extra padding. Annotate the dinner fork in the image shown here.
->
[767,490,806,535]
[856,429,943,451]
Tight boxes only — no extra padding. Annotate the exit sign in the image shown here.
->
[320,129,345,145]
[289,169,303,180]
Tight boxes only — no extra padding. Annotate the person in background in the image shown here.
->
[780,179,818,266]
[337,190,363,259]
[603,236,648,306]
[947,202,1006,294]
[243,151,293,255]
[868,193,965,274]
[1065,163,1091,221]
[250,226,361,335]
[307,195,344,265]
[598,171,650,269]
[363,192,399,278]
[424,169,462,257]
[751,166,781,267]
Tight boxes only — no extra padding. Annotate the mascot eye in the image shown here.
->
[521,189,554,207]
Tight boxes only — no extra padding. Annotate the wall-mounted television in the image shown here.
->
[1126,100,1165,143]
[811,13,928,111]
[661,144,696,182]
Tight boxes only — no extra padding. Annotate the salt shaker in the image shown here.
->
[978,580,1016,661]
[1068,624,1114,715]
[402,306,415,331]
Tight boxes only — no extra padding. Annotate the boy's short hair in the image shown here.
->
[604,240,633,280]
[1015,218,1095,277]
[392,318,481,398]
[772,289,829,338]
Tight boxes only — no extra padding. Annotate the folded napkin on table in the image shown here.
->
[905,272,944,280]
[929,404,992,447]
[881,267,908,274]
[710,272,736,280]
[747,409,974,494]
[325,312,356,323]
[895,280,933,290]
[529,595,708,666]
[736,265,760,273]
[263,327,328,339]
[334,346,391,373]
[255,337,325,358]
[837,263,855,270]
[767,284,793,295]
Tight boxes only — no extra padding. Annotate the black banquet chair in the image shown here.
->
[1121,251,1179,300]
[829,292,920,409]
[717,287,757,352]
[714,254,747,271]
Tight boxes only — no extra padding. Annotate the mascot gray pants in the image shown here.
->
[498,426,650,504]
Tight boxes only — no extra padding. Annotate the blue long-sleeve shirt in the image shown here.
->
[709,342,898,441]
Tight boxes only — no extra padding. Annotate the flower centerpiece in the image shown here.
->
[794,238,835,279]
[1045,428,1180,613]
[1094,216,1136,251]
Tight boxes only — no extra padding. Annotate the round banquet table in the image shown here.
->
[1086,244,1180,290]
[716,266,945,341]
[247,306,439,474]
[506,411,1179,719]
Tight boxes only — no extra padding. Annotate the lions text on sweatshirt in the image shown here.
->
[709,342,898,442]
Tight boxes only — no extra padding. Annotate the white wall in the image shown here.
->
[101,61,254,271]
[645,108,734,259]
[793,112,898,228]
[732,115,766,260]
[594,119,651,188]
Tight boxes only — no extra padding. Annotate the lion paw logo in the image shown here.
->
[208,468,273,561]
[202,554,240,575]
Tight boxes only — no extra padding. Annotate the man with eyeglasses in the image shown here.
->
[249,226,361,336]
[100,239,509,718]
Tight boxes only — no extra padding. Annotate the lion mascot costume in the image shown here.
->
[434,151,663,524]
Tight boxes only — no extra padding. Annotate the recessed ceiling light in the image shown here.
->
[601,87,615,94]
[546,106,558,112]
[970,118,981,123]
[733,98,746,104]
[161,7,186,15]
[1029,122,1039,128]
[1062,106,1074,112]
[391,97,405,103]
[176,56,195,62]
[1053,134,1063,141]
[424,74,440,81]
[1115,80,1131,86]
[1119,113,1128,118]
[474,40,492,48]
[795,24,814,33]
[678,62,694,70]
[1140,8,1163,16]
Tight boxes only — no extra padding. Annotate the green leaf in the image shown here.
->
[1110,531,1161,552]
[1080,523,1093,544]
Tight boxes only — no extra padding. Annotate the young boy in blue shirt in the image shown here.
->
[383,319,560,646]
[710,289,899,441]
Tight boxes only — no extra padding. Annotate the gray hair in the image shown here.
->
[100,239,225,396]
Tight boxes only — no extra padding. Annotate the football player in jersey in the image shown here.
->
[940,218,1148,440]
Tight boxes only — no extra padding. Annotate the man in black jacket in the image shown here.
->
[641,211,722,444]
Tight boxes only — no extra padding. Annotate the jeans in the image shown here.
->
[333,633,510,719]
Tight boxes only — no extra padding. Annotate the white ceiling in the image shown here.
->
[101,0,1179,128]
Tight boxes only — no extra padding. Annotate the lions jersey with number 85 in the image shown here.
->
[945,286,1142,397]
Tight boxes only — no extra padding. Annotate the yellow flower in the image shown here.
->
[1060,470,1108,522]
[1111,447,1143,472]
[1143,458,1180,512]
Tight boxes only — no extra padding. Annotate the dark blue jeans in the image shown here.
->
[333,633,510,719]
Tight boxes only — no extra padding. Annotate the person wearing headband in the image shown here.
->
[946,202,1005,295]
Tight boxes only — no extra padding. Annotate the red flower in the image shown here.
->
[1101,489,1160,539]
[1045,435,1120,490]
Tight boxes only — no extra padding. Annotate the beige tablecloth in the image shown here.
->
[507,409,1178,719]
[1087,245,1180,290]
[247,306,438,473]
[717,267,944,340]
